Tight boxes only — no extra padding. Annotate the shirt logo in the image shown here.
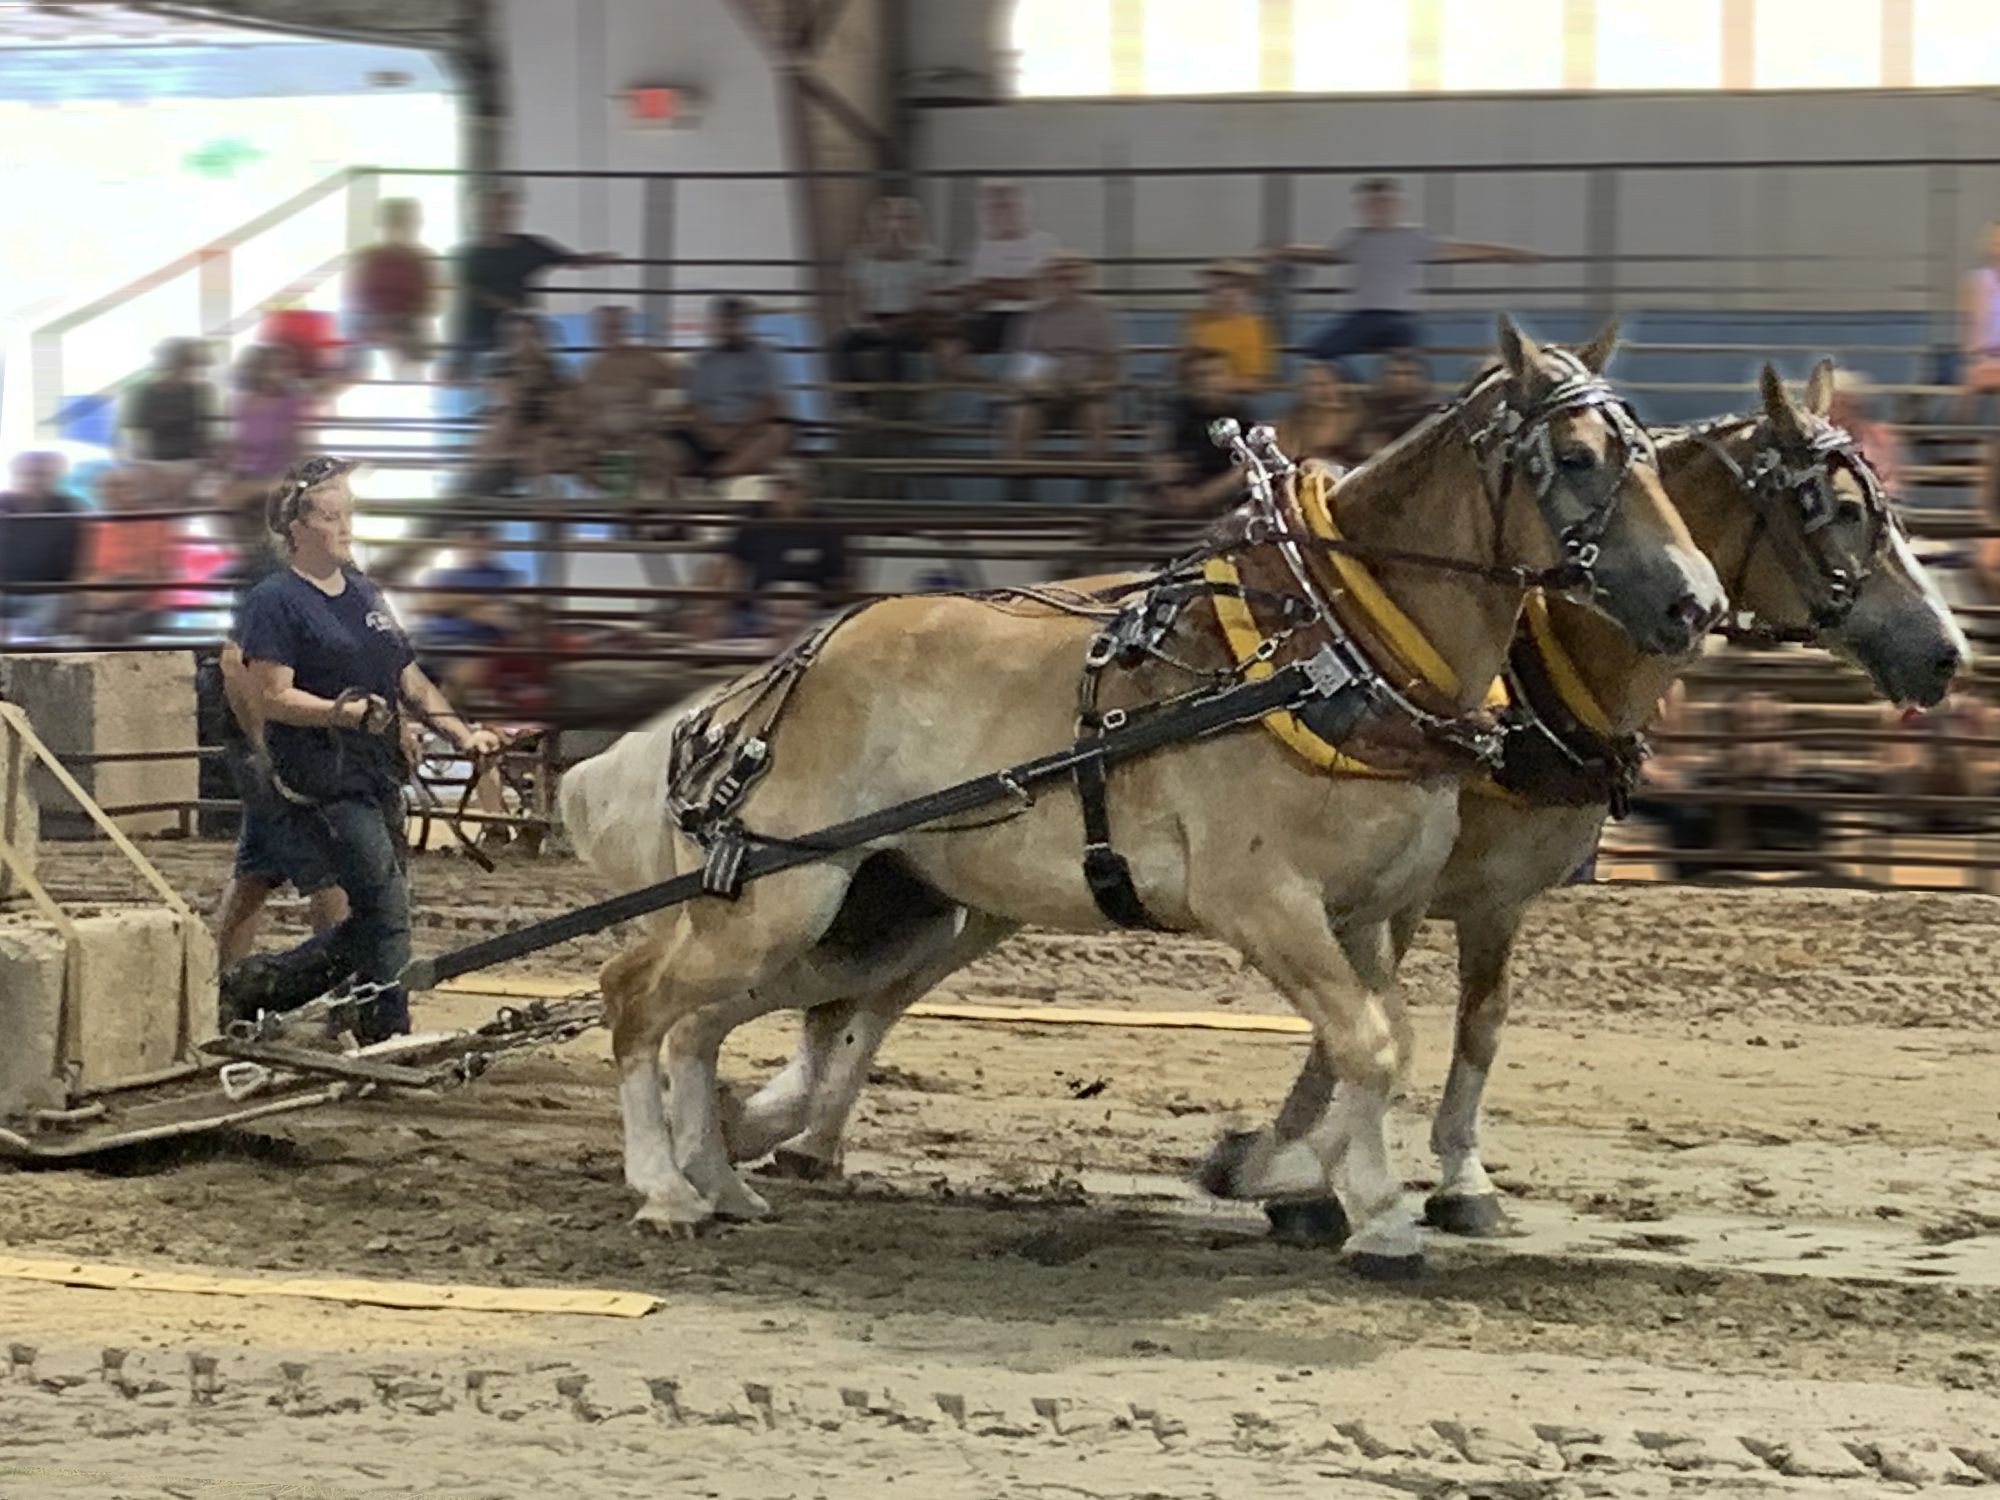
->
[365,609,400,636]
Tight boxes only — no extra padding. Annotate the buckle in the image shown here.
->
[1084,633,1117,669]
[1299,645,1355,699]
[1099,707,1129,733]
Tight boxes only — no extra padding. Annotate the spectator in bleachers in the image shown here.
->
[413,523,528,702]
[667,295,793,490]
[703,463,848,638]
[939,182,1057,380]
[1358,348,1438,455]
[832,196,944,402]
[471,312,580,494]
[1182,259,1274,394]
[1827,368,1905,493]
[1881,695,2000,833]
[446,187,617,381]
[120,337,215,503]
[220,343,318,548]
[1959,221,2000,417]
[1274,359,1365,468]
[1268,176,1542,363]
[1001,252,1123,472]
[0,452,86,642]
[78,466,173,643]
[344,197,435,381]
[579,304,679,497]
[1146,347,1249,519]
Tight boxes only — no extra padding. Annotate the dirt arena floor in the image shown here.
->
[5,842,2000,1497]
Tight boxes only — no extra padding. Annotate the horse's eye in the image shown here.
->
[1556,447,1595,473]
[1836,498,1865,524]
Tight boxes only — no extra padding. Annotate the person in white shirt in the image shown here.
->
[831,197,944,405]
[939,182,1057,379]
[1269,176,1542,363]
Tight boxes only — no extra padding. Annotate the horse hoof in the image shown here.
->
[763,1147,841,1182]
[1266,1197,1351,1247]
[1346,1250,1425,1282]
[633,1205,715,1239]
[1195,1130,1262,1199]
[1424,1192,1507,1237]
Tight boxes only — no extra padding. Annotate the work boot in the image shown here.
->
[216,948,349,1031]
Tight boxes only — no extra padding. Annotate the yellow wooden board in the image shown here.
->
[0,1255,659,1319]
[906,1001,1310,1035]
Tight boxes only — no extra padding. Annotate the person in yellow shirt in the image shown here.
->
[1181,259,1273,394]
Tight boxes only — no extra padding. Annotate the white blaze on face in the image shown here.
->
[1888,525,1971,664]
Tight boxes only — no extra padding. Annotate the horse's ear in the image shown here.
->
[1577,320,1620,374]
[1497,314,1540,383]
[1803,358,1837,417]
[1760,362,1807,445]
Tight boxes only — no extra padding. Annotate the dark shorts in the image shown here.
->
[228,746,338,894]
[966,309,1020,355]
[666,417,793,478]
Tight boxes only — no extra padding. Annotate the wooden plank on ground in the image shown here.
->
[0,1255,660,1319]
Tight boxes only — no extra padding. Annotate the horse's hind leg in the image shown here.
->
[726,998,861,1167]
[1423,903,1522,1237]
[747,912,1018,1179]
[603,941,715,1234]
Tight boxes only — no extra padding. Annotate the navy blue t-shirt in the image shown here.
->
[237,567,415,802]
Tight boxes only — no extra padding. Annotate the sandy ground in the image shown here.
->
[4,843,2000,1497]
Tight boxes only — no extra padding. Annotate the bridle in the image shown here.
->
[1216,351,1658,599]
[1459,347,1659,598]
[1683,412,1892,643]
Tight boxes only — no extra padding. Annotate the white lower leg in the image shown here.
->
[785,999,898,1165]
[666,1025,770,1221]
[1327,1082,1418,1259]
[1429,1054,1494,1200]
[619,1064,713,1226]
[729,1003,852,1162]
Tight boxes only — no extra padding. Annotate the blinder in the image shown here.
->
[1695,414,1891,636]
[1466,353,1658,594]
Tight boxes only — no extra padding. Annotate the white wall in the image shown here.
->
[498,0,805,338]
[913,89,2000,316]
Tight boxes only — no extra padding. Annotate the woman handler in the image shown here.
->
[219,455,500,1040]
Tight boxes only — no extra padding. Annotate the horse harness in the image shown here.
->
[662,363,1662,933]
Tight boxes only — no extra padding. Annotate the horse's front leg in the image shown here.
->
[1198,890,1423,1277]
[1422,902,1522,1236]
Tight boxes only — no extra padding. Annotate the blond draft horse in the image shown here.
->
[1222,359,1969,1241]
[684,353,1965,1247]
[560,318,1725,1274]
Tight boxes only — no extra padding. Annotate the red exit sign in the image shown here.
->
[626,86,704,128]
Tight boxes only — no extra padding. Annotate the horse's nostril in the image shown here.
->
[1669,592,1721,639]
[1934,646,1965,681]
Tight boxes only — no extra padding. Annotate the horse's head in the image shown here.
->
[1712,360,1967,708]
[1486,315,1725,656]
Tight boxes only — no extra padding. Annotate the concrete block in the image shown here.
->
[0,709,37,903]
[1,652,196,838]
[0,907,217,1115]
[0,913,68,1114]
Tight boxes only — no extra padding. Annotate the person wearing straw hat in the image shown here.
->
[220,455,499,1042]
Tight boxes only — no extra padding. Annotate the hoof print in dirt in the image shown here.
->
[1424,1192,1509,1237]
[1266,1197,1351,1247]
[1346,1250,1424,1282]
[761,1148,841,1183]
[1194,1130,1263,1199]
